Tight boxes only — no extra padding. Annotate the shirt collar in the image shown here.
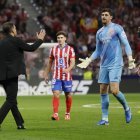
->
[57,43,67,49]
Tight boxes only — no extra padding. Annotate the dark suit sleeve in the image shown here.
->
[16,37,43,52]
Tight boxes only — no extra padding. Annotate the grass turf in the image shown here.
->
[0,94,140,140]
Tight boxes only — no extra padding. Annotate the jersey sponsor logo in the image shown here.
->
[101,28,115,45]
[59,58,64,65]
[101,37,111,45]
[58,58,65,68]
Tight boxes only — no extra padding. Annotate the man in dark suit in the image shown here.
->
[0,22,46,129]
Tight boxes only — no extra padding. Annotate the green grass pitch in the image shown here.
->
[0,94,140,140]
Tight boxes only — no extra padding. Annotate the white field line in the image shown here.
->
[19,102,140,110]
[82,102,140,109]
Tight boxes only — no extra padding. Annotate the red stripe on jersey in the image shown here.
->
[59,48,63,80]
[49,47,54,59]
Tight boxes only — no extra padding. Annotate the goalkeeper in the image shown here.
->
[77,8,136,125]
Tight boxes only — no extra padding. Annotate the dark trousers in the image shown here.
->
[0,77,24,126]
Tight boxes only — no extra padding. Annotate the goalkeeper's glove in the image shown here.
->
[128,56,136,69]
[77,57,92,68]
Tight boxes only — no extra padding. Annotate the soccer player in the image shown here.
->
[44,31,75,120]
[77,8,135,125]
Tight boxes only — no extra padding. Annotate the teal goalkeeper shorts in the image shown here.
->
[98,66,123,84]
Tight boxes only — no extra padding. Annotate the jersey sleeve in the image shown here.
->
[49,47,54,59]
[116,25,132,56]
[69,47,75,58]
[91,32,102,60]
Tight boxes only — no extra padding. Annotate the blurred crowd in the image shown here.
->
[0,0,37,41]
[0,0,140,82]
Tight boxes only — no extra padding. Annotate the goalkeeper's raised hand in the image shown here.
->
[77,57,92,68]
[128,56,136,69]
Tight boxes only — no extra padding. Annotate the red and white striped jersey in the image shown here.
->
[49,44,75,80]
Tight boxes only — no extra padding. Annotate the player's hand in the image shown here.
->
[128,56,135,69]
[44,72,49,84]
[77,57,92,68]
[128,58,136,69]
[44,78,49,85]
[36,29,46,40]
[63,68,70,74]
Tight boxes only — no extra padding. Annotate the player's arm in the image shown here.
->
[17,29,45,51]
[90,34,101,60]
[117,25,135,69]
[63,47,75,73]
[77,33,101,68]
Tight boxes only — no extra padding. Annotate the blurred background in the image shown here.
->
[0,0,140,95]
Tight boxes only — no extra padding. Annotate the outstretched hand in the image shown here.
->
[77,57,92,68]
[36,29,46,40]
[128,58,136,69]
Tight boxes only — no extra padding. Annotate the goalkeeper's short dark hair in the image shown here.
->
[101,8,113,16]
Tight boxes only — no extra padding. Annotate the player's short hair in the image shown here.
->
[56,31,67,37]
[101,8,113,16]
[2,22,14,34]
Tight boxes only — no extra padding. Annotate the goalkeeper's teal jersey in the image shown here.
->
[91,22,132,68]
